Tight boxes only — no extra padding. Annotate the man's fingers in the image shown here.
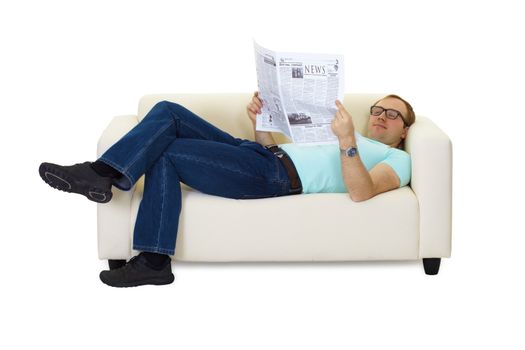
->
[249,103,262,115]
[250,101,261,113]
[336,100,347,113]
[253,97,262,109]
[337,106,351,120]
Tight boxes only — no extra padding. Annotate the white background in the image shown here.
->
[1,0,524,348]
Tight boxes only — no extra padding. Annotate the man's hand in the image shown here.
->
[331,100,356,148]
[246,91,263,127]
[247,91,276,147]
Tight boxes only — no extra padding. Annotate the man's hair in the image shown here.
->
[372,94,416,150]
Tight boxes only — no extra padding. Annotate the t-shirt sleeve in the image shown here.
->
[380,150,412,188]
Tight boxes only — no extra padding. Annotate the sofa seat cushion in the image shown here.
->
[129,178,419,261]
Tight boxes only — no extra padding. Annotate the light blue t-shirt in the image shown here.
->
[279,132,411,193]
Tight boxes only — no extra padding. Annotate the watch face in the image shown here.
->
[347,147,357,157]
[340,147,358,157]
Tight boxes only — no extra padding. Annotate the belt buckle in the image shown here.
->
[265,144,284,158]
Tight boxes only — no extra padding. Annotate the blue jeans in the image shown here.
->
[98,100,299,255]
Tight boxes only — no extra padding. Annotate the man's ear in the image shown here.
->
[401,126,409,139]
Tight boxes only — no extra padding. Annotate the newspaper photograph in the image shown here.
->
[253,41,345,146]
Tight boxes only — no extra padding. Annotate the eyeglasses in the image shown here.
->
[370,105,407,126]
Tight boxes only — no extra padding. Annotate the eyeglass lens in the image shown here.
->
[371,106,399,120]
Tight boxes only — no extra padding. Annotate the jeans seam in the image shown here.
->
[133,244,174,255]
[153,157,168,250]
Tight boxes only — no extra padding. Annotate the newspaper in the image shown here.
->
[253,41,344,146]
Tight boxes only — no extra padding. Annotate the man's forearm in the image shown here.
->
[254,128,276,147]
[339,136,374,202]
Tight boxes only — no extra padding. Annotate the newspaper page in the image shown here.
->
[253,41,344,146]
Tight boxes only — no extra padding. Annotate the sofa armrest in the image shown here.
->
[405,116,453,258]
[96,115,139,260]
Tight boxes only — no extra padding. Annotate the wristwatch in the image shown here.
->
[340,145,358,157]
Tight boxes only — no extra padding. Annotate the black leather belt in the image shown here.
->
[264,144,303,195]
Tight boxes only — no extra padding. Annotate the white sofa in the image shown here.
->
[97,93,453,275]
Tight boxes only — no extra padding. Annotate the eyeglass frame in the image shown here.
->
[369,105,408,127]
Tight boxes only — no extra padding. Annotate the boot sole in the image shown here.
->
[39,163,112,203]
[99,273,175,288]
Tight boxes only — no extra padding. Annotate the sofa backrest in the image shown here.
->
[138,93,385,144]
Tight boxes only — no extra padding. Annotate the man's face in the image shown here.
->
[367,97,409,148]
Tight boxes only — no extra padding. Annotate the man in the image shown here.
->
[39,92,415,287]
[248,92,415,201]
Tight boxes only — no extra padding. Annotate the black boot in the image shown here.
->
[39,161,113,203]
[99,253,174,288]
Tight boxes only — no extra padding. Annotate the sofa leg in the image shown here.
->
[108,259,127,270]
[422,258,441,275]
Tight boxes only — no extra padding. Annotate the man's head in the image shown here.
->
[366,95,416,149]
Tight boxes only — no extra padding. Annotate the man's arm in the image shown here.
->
[339,136,400,202]
[255,129,276,147]
[332,101,399,202]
